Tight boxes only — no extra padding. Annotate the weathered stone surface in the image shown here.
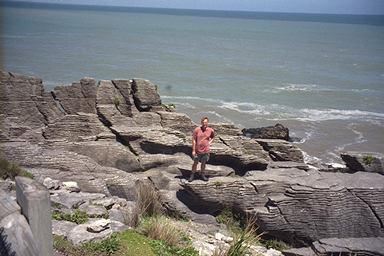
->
[61,181,81,192]
[52,78,97,114]
[96,80,138,127]
[52,220,77,238]
[43,113,111,142]
[87,218,111,233]
[0,192,20,222]
[243,123,289,141]
[210,123,243,137]
[284,237,384,256]
[182,168,384,245]
[269,161,309,171]
[210,136,270,174]
[79,203,108,218]
[157,110,195,135]
[341,151,384,174]
[3,71,384,251]
[0,212,40,256]
[43,177,60,190]
[63,140,142,173]
[112,126,190,156]
[132,79,162,111]
[0,71,63,142]
[283,247,317,256]
[15,176,53,256]
[108,201,137,226]
[68,220,113,245]
[256,139,304,162]
[50,190,105,209]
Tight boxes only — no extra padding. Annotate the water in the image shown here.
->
[2,2,384,164]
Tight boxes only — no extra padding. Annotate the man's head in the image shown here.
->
[201,116,209,129]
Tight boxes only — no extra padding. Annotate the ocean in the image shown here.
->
[2,2,384,165]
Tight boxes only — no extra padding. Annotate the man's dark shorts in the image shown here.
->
[193,153,210,163]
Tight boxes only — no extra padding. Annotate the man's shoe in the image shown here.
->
[188,173,195,182]
[201,173,208,181]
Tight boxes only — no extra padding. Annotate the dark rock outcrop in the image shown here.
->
[256,139,304,162]
[242,123,289,141]
[341,151,383,174]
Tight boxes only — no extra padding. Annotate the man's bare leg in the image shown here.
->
[200,160,208,181]
[189,160,198,182]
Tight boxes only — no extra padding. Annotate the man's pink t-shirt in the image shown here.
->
[193,127,214,154]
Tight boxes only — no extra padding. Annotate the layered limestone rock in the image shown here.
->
[182,168,384,245]
[1,70,383,252]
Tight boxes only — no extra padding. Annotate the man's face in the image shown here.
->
[201,119,208,129]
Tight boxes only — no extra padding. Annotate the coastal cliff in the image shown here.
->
[1,70,383,255]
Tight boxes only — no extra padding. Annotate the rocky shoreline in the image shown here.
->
[1,70,384,255]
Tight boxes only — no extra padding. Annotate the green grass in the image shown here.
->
[54,229,198,256]
[52,209,88,224]
[116,230,155,256]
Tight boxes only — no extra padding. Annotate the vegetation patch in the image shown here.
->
[139,215,189,247]
[213,181,224,187]
[52,209,88,224]
[215,207,242,234]
[135,181,163,219]
[149,239,198,256]
[363,155,374,165]
[0,158,34,180]
[261,238,290,251]
[54,234,120,256]
[113,96,121,107]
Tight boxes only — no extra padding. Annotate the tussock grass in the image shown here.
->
[0,158,33,180]
[139,215,186,247]
[133,181,163,222]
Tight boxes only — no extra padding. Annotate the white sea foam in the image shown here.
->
[275,83,319,92]
[272,83,375,94]
[296,109,384,122]
[163,96,384,123]
[161,95,223,104]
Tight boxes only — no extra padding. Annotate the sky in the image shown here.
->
[9,0,384,14]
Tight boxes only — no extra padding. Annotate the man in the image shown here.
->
[189,116,214,182]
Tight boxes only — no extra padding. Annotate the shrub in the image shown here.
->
[0,158,33,180]
[52,209,88,224]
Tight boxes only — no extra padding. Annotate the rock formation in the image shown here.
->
[1,70,383,255]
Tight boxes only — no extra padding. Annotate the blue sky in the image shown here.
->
[10,0,384,14]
